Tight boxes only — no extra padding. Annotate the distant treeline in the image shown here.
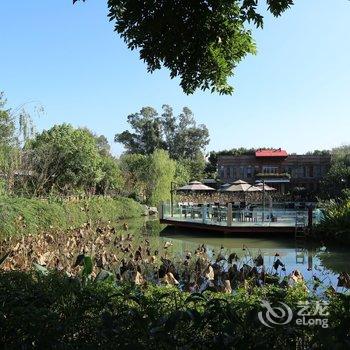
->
[1,91,349,205]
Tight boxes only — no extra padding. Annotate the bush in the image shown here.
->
[0,196,143,238]
[316,198,350,244]
[0,271,349,349]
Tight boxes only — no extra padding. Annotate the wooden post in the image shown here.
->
[202,204,206,224]
[262,180,265,222]
[227,203,232,226]
[170,182,174,217]
[158,201,164,220]
[308,206,313,231]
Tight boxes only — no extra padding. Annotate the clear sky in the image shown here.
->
[1,0,349,156]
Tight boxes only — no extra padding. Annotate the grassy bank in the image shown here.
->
[0,271,349,349]
[0,196,143,238]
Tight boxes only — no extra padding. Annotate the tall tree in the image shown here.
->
[115,105,209,161]
[95,134,111,157]
[119,153,149,200]
[27,124,103,195]
[145,149,176,206]
[115,107,165,155]
[0,93,20,193]
[119,150,177,205]
[74,0,294,94]
[321,145,350,199]
[171,107,209,161]
[0,92,15,147]
[97,155,123,195]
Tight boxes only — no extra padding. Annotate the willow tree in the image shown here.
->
[145,149,176,206]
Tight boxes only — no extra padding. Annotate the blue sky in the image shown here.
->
[1,0,349,156]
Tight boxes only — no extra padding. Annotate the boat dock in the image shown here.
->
[159,202,320,234]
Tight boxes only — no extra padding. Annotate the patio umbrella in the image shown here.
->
[232,179,248,185]
[223,183,262,192]
[255,182,277,191]
[176,181,215,191]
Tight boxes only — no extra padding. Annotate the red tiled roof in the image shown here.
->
[255,149,288,157]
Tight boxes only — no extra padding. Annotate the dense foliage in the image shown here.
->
[1,93,209,206]
[75,1,294,94]
[321,145,350,200]
[119,150,191,206]
[316,197,350,244]
[1,270,349,349]
[26,124,104,195]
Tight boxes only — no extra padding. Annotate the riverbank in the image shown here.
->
[0,196,144,238]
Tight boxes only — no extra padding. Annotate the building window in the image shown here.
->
[315,165,321,177]
[246,167,252,178]
[262,166,278,174]
[229,166,234,179]
[240,166,244,178]
[309,166,314,178]
[297,166,303,178]
[219,166,225,179]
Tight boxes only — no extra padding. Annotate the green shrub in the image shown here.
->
[316,198,350,243]
[0,271,349,349]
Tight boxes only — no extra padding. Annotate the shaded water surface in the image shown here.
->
[142,220,350,289]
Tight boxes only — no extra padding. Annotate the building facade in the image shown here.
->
[217,149,331,193]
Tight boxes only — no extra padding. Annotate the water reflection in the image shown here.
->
[158,226,350,289]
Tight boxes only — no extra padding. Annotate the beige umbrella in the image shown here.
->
[224,183,262,192]
[256,182,277,191]
[232,179,248,185]
[176,181,215,191]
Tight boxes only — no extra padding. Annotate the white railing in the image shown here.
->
[161,202,315,228]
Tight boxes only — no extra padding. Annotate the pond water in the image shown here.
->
[141,219,350,291]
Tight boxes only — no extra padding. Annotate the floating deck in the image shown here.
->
[160,218,297,234]
[159,202,318,235]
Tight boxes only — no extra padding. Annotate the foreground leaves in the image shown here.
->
[0,271,349,349]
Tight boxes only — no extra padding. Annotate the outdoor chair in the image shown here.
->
[244,212,253,222]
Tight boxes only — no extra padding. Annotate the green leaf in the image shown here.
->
[95,269,113,283]
[82,256,93,277]
[185,293,207,303]
[33,263,49,276]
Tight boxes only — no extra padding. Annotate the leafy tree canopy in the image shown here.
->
[320,145,350,199]
[74,0,294,94]
[0,92,15,147]
[146,149,176,206]
[115,105,209,161]
[27,124,103,194]
[119,150,178,205]
[305,150,331,156]
[26,124,123,196]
